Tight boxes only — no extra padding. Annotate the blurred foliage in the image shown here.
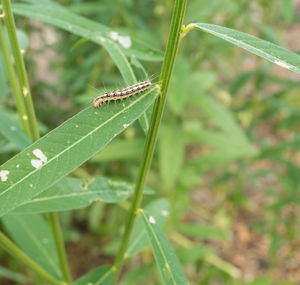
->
[1,0,300,284]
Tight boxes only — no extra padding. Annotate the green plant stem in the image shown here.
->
[112,0,187,283]
[47,213,72,284]
[1,1,71,283]
[1,0,39,141]
[0,19,31,137]
[0,232,63,285]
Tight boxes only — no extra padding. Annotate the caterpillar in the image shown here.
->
[92,81,152,108]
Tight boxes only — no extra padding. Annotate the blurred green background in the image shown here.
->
[1,0,300,284]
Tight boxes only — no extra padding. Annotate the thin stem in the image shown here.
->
[112,0,187,283]
[2,0,39,141]
[1,1,71,283]
[47,213,72,284]
[0,232,63,285]
[0,19,31,137]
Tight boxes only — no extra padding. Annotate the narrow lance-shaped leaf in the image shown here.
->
[0,87,157,217]
[2,214,61,279]
[9,177,135,215]
[191,23,300,75]
[12,2,163,61]
[141,210,189,285]
[126,199,170,257]
[14,2,138,86]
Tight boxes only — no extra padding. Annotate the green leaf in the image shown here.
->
[159,124,185,189]
[126,199,170,257]
[13,2,163,63]
[2,214,61,279]
[0,87,157,217]
[13,2,137,86]
[141,210,188,285]
[92,138,145,162]
[73,265,114,285]
[192,23,300,75]
[9,176,134,215]
[0,111,31,150]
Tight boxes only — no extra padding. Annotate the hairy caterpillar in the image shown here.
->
[92,81,152,108]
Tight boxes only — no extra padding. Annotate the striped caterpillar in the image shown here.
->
[92,81,152,108]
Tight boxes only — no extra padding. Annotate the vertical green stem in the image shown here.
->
[1,1,71,283]
[2,0,39,141]
[0,19,31,137]
[0,232,62,285]
[112,0,187,283]
[47,213,72,284]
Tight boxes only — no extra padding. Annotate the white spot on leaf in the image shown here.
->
[22,115,28,120]
[109,31,132,49]
[10,126,16,131]
[0,170,9,182]
[109,31,119,40]
[33,149,47,163]
[123,123,129,128]
[161,210,169,216]
[118,35,131,48]
[149,216,156,224]
[31,159,43,169]
[23,87,29,97]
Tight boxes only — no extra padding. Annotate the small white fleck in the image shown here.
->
[20,49,25,54]
[31,159,43,169]
[23,87,29,97]
[149,216,156,224]
[33,149,47,163]
[87,283,93,285]
[94,112,98,115]
[118,35,131,49]
[274,60,291,70]
[0,170,10,182]
[29,184,33,187]
[10,126,17,131]
[123,123,129,128]
[22,115,28,120]
[16,164,20,168]
[75,124,79,128]
[161,210,169,216]
[109,31,119,40]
